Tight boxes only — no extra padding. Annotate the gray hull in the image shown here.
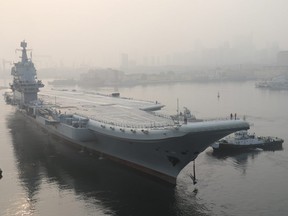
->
[32,113,248,184]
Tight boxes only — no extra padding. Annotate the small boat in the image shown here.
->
[211,130,284,151]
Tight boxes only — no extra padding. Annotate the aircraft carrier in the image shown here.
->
[4,41,249,185]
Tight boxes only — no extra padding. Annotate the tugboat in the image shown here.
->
[211,130,284,151]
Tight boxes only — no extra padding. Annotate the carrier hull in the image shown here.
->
[26,111,248,184]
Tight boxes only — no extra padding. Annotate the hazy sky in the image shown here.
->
[1,0,288,67]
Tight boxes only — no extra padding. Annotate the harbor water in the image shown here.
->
[1,81,288,216]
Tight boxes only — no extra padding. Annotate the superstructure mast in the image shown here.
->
[10,41,44,107]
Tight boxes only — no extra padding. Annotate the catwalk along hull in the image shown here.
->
[31,112,248,184]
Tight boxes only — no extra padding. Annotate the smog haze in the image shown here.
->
[1,0,288,68]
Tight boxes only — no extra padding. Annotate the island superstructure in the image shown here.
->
[9,41,44,105]
[5,41,250,185]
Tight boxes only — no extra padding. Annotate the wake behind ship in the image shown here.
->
[4,41,250,185]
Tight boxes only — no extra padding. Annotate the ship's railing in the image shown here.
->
[202,115,248,122]
[149,111,247,123]
[73,113,248,129]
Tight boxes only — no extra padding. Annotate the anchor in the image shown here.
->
[189,160,197,185]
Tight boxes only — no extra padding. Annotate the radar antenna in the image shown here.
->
[15,40,32,63]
